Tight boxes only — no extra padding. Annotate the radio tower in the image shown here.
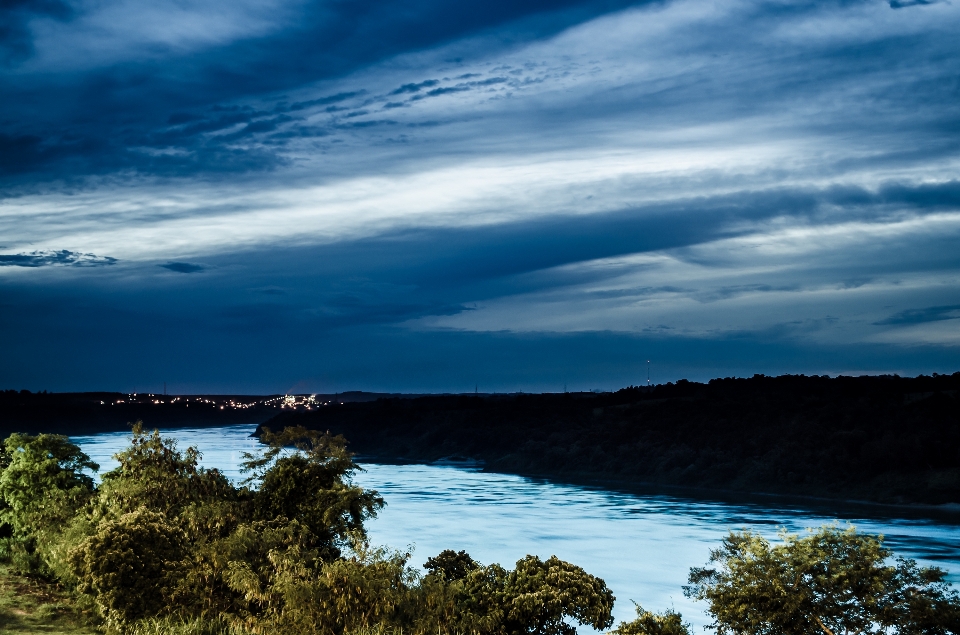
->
[647,361,650,386]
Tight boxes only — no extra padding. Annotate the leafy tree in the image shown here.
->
[502,555,615,635]
[452,554,615,635]
[613,604,690,635]
[425,549,479,582]
[96,423,237,524]
[685,525,960,635]
[0,433,98,572]
[241,426,383,562]
[456,562,511,634]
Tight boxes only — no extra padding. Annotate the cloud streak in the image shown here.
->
[0,250,117,267]
[1,0,959,390]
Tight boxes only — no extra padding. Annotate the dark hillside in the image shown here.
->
[0,390,427,436]
[257,373,960,505]
[0,391,273,435]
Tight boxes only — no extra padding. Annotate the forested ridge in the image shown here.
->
[259,373,960,505]
[0,392,270,435]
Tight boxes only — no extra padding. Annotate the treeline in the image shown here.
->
[0,391,272,436]
[258,373,960,505]
[1,426,959,634]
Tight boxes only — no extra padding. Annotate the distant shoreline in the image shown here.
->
[4,373,959,509]
[255,373,960,508]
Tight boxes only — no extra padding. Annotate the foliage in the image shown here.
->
[613,604,690,635]
[0,433,98,573]
[446,554,615,635]
[241,426,384,562]
[685,525,960,635]
[96,424,238,523]
[424,549,479,582]
[123,615,234,635]
[502,555,615,635]
[225,537,413,635]
[69,508,187,628]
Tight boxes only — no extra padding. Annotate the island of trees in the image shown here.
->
[1,425,958,634]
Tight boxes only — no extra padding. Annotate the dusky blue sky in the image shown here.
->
[1,0,959,393]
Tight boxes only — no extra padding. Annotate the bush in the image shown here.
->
[69,508,187,628]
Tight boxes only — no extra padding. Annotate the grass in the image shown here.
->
[0,563,98,634]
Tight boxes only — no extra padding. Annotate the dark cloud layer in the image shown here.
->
[0,0,72,65]
[160,262,205,273]
[0,0,650,187]
[2,0,959,391]
[876,305,960,326]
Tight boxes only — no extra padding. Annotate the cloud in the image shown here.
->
[889,0,937,8]
[2,0,960,390]
[0,0,73,65]
[0,250,117,267]
[160,262,205,273]
[875,305,960,326]
[390,80,440,95]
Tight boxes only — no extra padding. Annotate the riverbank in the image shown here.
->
[257,373,960,506]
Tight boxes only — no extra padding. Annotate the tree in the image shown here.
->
[503,555,615,635]
[0,433,98,572]
[241,426,384,562]
[223,524,414,635]
[425,549,480,582]
[452,554,615,635]
[613,604,691,635]
[96,423,236,524]
[685,525,960,635]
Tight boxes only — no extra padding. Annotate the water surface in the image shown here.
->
[74,425,960,631]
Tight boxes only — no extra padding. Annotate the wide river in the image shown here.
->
[74,424,960,632]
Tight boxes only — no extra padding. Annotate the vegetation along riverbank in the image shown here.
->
[1,425,959,634]
[257,373,960,506]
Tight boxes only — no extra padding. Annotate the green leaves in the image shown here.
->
[69,508,187,628]
[0,433,98,573]
[424,549,479,582]
[503,555,615,635]
[98,423,237,523]
[684,525,960,635]
[243,426,384,562]
[443,553,615,635]
[613,604,691,635]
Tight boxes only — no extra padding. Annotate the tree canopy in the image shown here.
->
[685,526,960,635]
[0,424,618,635]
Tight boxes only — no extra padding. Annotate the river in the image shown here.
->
[73,424,960,632]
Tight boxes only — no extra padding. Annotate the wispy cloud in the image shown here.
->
[1,0,959,390]
[160,262,205,273]
[0,250,117,267]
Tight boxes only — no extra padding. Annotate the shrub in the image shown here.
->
[69,508,187,628]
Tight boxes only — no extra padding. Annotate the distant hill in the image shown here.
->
[256,373,960,506]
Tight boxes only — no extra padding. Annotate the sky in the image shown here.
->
[1,0,959,394]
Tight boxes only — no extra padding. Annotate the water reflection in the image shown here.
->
[74,425,960,632]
